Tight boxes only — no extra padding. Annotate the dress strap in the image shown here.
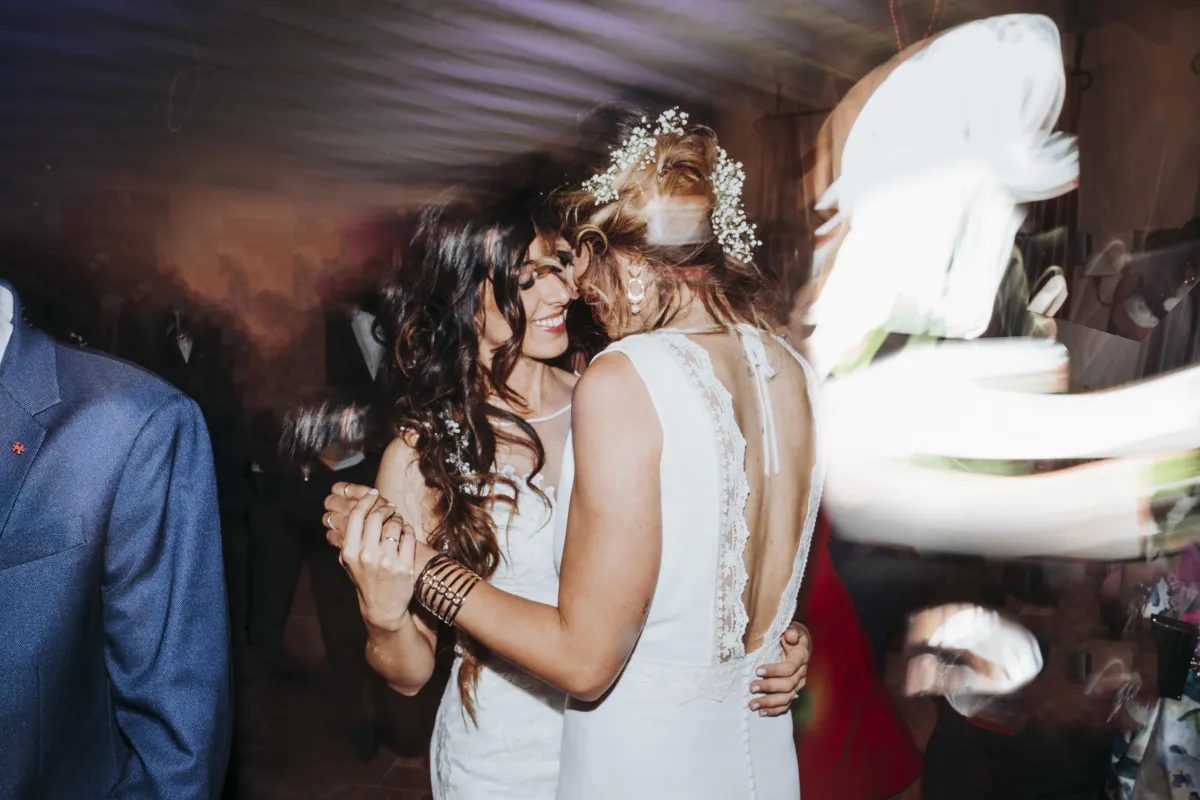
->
[733,325,780,476]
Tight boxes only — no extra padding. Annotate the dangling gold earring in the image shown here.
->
[626,266,647,314]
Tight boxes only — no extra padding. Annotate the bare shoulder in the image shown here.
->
[573,352,660,449]
[574,351,640,411]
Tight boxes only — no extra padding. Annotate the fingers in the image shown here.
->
[751,685,803,716]
[377,515,404,572]
[752,672,806,697]
[325,523,347,548]
[358,499,397,570]
[325,491,358,518]
[332,482,375,501]
[749,662,808,716]
[757,633,812,681]
[326,483,373,520]
[341,489,381,564]
[748,624,812,712]
[755,659,803,680]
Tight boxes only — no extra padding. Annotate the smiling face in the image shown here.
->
[479,235,577,362]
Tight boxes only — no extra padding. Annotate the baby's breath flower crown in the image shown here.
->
[580,107,762,264]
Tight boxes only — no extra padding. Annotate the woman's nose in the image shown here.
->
[548,269,578,301]
[549,272,576,303]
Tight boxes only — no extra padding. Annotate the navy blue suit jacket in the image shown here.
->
[0,282,232,798]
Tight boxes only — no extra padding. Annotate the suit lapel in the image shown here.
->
[0,389,45,537]
[0,283,61,539]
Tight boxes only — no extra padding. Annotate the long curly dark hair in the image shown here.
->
[374,193,565,720]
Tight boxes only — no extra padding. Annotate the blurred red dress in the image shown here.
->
[795,515,922,799]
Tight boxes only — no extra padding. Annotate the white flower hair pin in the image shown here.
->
[439,413,480,497]
[581,107,761,264]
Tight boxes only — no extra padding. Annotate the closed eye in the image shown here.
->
[518,257,567,291]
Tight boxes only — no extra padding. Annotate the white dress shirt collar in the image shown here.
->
[0,285,14,368]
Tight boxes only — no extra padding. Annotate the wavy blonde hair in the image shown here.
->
[561,119,777,337]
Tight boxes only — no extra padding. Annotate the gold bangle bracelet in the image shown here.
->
[416,554,482,626]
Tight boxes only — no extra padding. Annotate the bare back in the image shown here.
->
[682,327,819,657]
[556,324,821,671]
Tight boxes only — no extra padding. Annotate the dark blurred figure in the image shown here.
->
[1109,218,1200,345]
[116,268,256,530]
[914,563,1119,800]
[243,256,434,763]
[0,232,106,349]
[794,514,923,800]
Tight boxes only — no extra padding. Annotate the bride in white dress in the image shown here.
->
[325,187,812,799]
[333,110,819,799]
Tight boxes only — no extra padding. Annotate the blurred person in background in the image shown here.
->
[242,264,397,763]
[1107,219,1199,345]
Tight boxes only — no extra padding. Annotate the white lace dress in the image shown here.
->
[552,327,823,800]
[430,470,566,799]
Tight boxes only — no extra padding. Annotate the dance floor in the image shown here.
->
[232,566,434,799]
[231,565,933,800]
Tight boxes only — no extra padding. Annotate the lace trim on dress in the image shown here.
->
[432,699,453,798]
[656,332,752,664]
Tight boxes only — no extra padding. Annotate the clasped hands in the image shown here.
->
[323,482,813,716]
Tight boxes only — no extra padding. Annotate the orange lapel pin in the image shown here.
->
[12,442,25,455]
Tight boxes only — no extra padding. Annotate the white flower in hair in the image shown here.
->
[582,107,761,263]
[438,413,481,496]
[711,147,760,263]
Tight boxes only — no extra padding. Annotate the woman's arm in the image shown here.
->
[327,359,814,709]
[444,354,663,701]
[340,437,439,696]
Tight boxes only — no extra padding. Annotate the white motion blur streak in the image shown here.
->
[810,15,1200,559]
[806,14,1077,382]
[822,340,1200,462]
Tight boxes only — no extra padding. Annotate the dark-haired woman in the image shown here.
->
[324,193,810,799]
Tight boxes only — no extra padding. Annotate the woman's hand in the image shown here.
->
[338,491,420,634]
[748,622,813,716]
[322,482,376,547]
